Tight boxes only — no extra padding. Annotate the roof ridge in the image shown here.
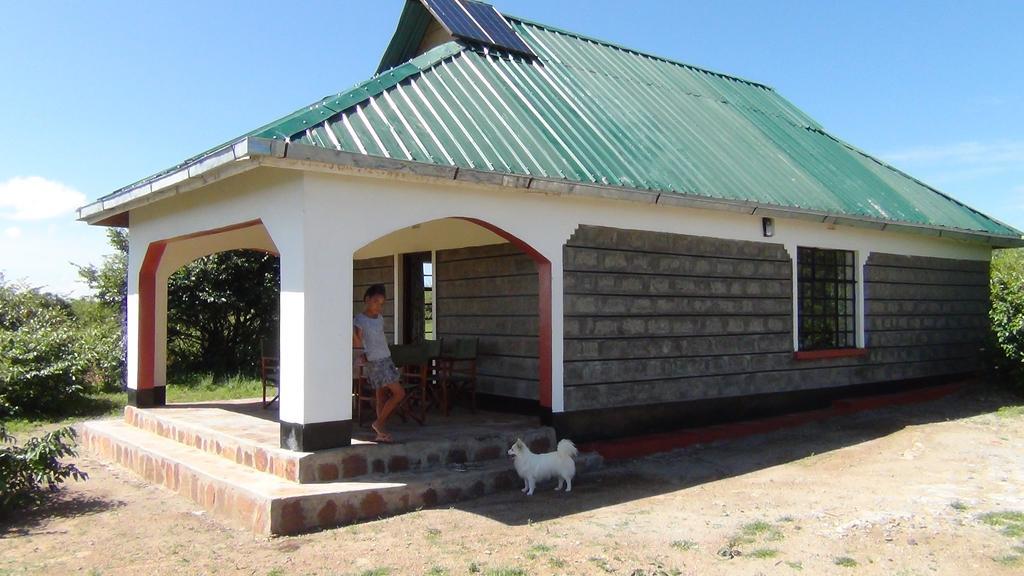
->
[504,13,775,92]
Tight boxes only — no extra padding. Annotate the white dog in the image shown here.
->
[507,438,578,495]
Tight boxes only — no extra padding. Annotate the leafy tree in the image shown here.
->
[167,251,279,379]
[990,247,1024,391]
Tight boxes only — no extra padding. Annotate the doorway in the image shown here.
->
[401,251,434,344]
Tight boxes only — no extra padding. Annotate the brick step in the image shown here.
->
[124,404,556,483]
[80,419,554,535]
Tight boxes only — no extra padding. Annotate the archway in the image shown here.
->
[352,216,552,417]
[133,220,279,405]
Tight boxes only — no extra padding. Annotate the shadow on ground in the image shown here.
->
[445,385,1022,526]
[0,492,124,538]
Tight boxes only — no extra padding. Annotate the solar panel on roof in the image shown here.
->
[460,0,535,56]
[420,0,535,57]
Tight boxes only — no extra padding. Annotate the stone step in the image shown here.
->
[304,425,556,484]
[123,405,303,482]
[81,418,551,535]
[124,405,556,483]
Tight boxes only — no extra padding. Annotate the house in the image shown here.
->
[77,0,1024,454]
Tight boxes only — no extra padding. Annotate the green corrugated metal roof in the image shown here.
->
[100,3,1022,240]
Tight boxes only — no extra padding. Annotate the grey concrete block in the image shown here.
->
[567,225,789,261]
[564,246,791,279]
[564,272,792,298]
[437,242,522,262]
[563,333,792,361]
[565,294,791,316]
[866,252,990,273]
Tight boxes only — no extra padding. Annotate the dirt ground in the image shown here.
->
[2,386,1023,576]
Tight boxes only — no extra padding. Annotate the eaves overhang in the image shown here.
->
[76,136,1024,248]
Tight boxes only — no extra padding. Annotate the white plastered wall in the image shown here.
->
[125,164,992,426]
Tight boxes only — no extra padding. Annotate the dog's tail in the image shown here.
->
[557,438,578,460]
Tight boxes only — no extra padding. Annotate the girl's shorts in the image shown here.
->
[364,358,400,390]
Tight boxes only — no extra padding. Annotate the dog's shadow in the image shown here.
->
[445,386,1014,526]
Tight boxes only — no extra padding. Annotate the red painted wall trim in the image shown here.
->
[137,242,167,390]
[457,218,553,409]
[581,381,965,461]
[793,348,869,361]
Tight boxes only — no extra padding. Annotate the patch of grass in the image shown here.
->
[978,510,1024,538]
[995,405,1024,418]
[749,549,779,559]
[950,500,970,511]
[670,539,697,551]
[588,556,615,573]
[425,527,442,544]
[526,544,552,560]
[727,520,784,549]
[778,515,795,523]
[4,391,125,436]
[742,520,784,541]
[994,554,1023,567]
[426,567,448,576]
[484,569,526,576]
[834,556,858,568]
[547,558,565,569]
[468,562,481,574]
[166,374,263,403]
[785,561,803,571]
[266,570,285,576]
[5,374,264,437]
[355,570,389,576]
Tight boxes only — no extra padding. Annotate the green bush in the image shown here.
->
[0,423,87,515]
[71,299,124,392]
[990,248,1024,392]
[0,281,89,417]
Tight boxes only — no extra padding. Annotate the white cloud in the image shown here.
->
[0,176,87,220]
[3,226,22,239]
[881,140,1024,168]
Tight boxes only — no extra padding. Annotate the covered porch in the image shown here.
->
[122,167,577,451]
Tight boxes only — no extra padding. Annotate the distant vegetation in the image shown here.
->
[990,248,1024,393]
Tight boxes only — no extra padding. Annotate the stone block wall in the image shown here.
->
[561,225,988,416]
[435,243,540,401]
[863,252,989,374]
[563,225,796,411]
[353,256,395,339]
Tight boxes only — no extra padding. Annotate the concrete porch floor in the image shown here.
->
[151,398,543,448]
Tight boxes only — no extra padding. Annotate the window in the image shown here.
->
[797,247,856,351]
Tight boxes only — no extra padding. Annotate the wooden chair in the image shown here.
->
[388,343,431,425]
[436,337,479,416]
[260,339,280,409]
[352,355,376,427]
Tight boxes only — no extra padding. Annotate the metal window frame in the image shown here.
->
[797,246,857,351]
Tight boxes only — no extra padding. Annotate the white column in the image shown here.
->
[125,236,143,393]
[277,195,355,450]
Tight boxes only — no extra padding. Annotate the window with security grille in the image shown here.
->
[797,247,857,350]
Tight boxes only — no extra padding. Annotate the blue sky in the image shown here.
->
[1,0,1021,295]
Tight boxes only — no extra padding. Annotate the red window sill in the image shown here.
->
[793,348,869,361]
